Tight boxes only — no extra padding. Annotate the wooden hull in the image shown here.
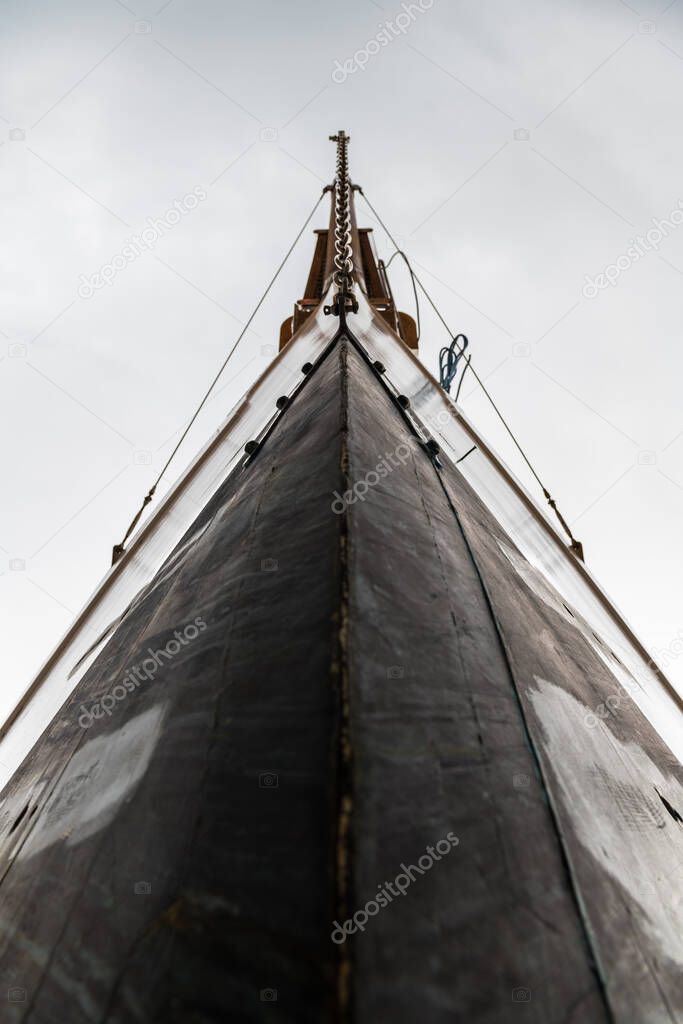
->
[0,328,681,1022]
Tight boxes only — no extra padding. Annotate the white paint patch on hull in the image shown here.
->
[529,678,683,977]
[17,703,166,860]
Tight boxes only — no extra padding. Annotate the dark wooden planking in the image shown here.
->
[0,325,678,1023]
[341,340,608,1023]
[0,343,349,1022]
[436,438,683,1022]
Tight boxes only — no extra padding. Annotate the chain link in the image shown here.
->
[326,131,357,316]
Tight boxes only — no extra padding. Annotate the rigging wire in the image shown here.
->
[453,351,472,404]
[385,248,421,343]
[357,187,584,560]
[111,189,327,565]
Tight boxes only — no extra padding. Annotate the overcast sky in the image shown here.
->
[2,0,683,720]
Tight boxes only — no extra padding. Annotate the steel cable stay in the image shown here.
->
[383,248,470,398]
[111,189,327,565]
[357,188,584,561]
[384,248,421,344]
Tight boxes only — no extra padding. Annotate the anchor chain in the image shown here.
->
[325,131,358,317]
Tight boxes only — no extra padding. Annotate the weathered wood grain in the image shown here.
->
[0,328,675,1023]
[436,424,683,1023]
[342,339,608,1023]
[0,343,348,1022]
